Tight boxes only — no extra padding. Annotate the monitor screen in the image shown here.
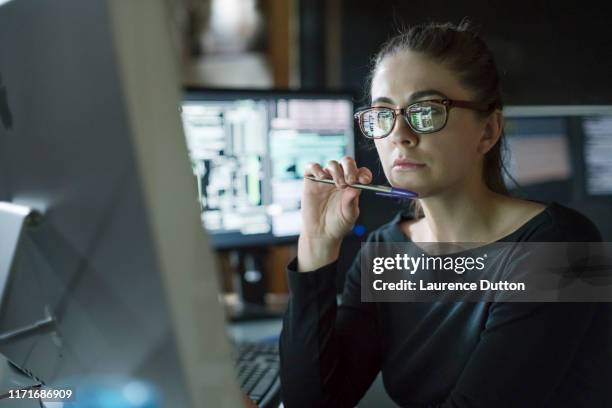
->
[503,116,572,186]
[582,115,612,196]
[180,89,355,248]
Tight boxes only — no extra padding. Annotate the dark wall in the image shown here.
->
[330,0,612,104]
[299,0,327,88]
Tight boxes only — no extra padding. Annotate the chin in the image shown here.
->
[390,171,425,187]
[389,173,438,198]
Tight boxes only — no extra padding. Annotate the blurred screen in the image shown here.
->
[504,117,571,185]
[180,91,354,248]
[582,116,612,195]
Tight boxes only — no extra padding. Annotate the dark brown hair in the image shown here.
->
[366,20,515,218]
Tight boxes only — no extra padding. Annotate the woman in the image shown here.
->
[279,21,611,407]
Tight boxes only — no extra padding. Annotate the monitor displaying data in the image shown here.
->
[582,115,612,196]
[503,116,572,186]
[180,89,355,248]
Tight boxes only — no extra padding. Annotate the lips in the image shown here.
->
[392,158,426,169]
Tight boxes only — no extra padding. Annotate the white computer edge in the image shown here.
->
[106,1,243,406]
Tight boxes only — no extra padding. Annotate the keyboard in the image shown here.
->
[235,341,281,407]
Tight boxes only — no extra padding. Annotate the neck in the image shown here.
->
[418,178,506,242]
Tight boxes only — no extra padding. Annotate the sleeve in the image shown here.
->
[279,252,383,408]
[432,301,599,408]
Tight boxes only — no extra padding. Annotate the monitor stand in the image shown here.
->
[0,202,42,303]
[0,203,48,396]
[0,203,57,346]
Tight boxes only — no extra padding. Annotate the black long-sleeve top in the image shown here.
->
[279,202,612,407]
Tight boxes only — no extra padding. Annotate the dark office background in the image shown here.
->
[300,0,612,104]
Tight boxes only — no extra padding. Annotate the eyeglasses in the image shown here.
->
[354,99,492,139]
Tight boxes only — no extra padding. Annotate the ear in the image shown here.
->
[477,110,503,154]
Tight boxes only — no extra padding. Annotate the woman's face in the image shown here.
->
[371,50,489,197]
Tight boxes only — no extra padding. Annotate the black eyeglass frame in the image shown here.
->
[354,98,493,138]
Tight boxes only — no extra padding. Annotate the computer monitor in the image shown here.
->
[180,89,355,249]
[503,115,572,186]
[0,0,242,406]
[503,106,612,199]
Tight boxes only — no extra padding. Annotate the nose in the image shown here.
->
[388,111,419,147]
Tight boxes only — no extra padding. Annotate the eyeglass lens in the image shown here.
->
[360,101,447,138]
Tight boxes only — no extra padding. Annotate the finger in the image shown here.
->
[326,160,347,188]
[357,167,373,184]
[339,156,359,185]
[304,162,328,179]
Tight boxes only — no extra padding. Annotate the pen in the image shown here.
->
[304,176,418,199]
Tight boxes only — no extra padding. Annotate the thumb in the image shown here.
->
[340,187,361,222]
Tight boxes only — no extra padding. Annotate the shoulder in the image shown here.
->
[516,202,602,242]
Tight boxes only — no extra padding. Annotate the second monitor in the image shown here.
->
[181,88,355,249]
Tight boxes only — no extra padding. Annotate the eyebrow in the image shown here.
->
[372,89,448,106]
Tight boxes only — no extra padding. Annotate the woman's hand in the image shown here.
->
[297,156,372,272]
